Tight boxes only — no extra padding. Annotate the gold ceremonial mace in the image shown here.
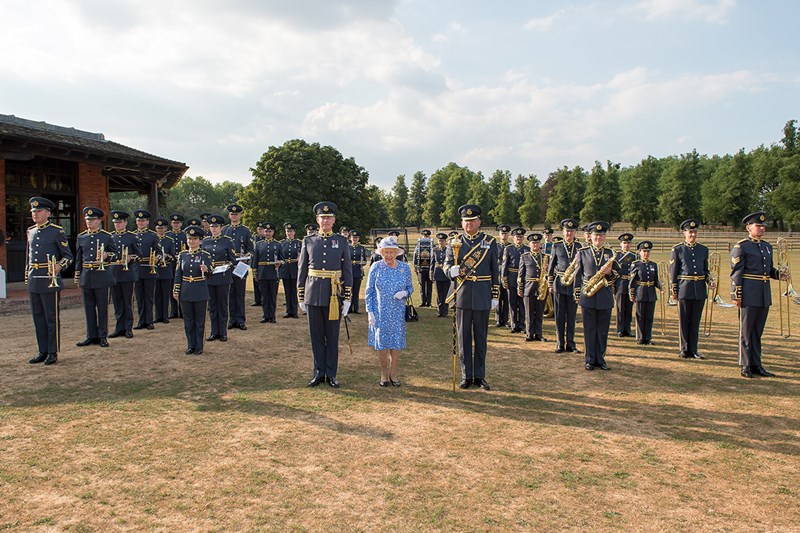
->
[451,237,462,392]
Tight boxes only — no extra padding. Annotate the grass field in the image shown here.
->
[1,243,799,532]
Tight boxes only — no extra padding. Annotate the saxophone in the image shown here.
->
[537,252,549,301]
[584,251,615,297]
[563,255,579,284]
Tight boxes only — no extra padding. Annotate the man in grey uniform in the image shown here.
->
[548,218,583,353]
[222,204,253,330]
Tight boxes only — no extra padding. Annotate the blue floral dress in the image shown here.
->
[366,260,414,350]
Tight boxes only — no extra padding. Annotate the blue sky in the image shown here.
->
[2,0,797,190]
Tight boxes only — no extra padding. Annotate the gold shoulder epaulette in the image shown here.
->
[101,229,113,235]
[51,223,64,229]
[78,229,89,235]
[672,242,682,249]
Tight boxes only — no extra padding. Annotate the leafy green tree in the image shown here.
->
[438,163,474,227]
[467,173,491,218]
[659,150,703,228]
[751,144,782,215]
[701,150,754,226]
[389,175,409,227]
[546,166,586,223]
[489,172,515,226]
[423,167,448,227]
[164,176,243,218]
[620,156,662,230]
[771,119,800,227]
[518,174,542,227]
[405,171,427,228]
[512,174,527,223]
[581,161,622,223]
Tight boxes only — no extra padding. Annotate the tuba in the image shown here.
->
[702,252,721,337]
[776,238,794,338]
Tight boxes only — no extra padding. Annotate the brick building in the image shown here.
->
[1,114,188,282]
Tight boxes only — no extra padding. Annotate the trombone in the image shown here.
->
[658,261,669,335]
[776,238,794,338]
[702,252,721,337]
[47,254,59,288]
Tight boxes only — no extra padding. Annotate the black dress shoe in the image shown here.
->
[162,318,169,324]
[328,377,340,388]
[125,330,133,338]
[636,340,644,345]
[251,302,261,306]
[195,349,203,355]
[99,338,109,348]
[169,313,179,319]
[207,334,218,341]
[598,363,610,370]
[679,351,693,359]
[29,353,47,364]
[617,332,625,337]
[692,352,705,359]
[219,336,227,342]
[228,322,236,329]
[525,336,534,342]
[260,318,268,323]
[741,367,754,378]
[459,379,471,389]
[476,379,491,390]
[133,324,146,330]
[756,367,776,377]
[568,346,582,354]
[308,376,324,387]
[44,353,58,365]
[268,318,276,323]
[108,330,122,339]
[282,313,292,318]
[585,363,594,371]
[146,324,155,330]
[379,380,389,387]
[186,348,195,355]
[238,324,247,330]
[555,347,565,353]
[539,336,548,342]
[76,338,95,347]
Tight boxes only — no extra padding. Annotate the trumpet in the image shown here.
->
[658,261,669,335]
[776,238,793,338]
[702,252,721,337]
[97,242,106,271]
[122,246,129,271]
[47,254,59,288]
[149,249,157,275]
[537,252,549,301]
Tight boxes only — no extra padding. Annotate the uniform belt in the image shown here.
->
[459,275,492,282]
[353,261,367,265]
[211,261,228,267]
[284,259,298,263]
[678,275,705,281]
[28,263,51,269]
[743,274,771,281]
[507,268,519,273]
[257,261,279,266]
[308,269,343,320]
[182,276,206,283]
[81,262,106,270]
[637,281,655,286]
[620,275,630,280]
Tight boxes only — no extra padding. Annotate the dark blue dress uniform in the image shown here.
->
[252,224,284,323]
[297,202,353,387]
[168,213,186,319]
[669,219,710,358]
[154,226,177,324]
[628,241,661,344]
[615,233,636,337]
[174,227,212,355]
[349,231,369,314]
[132,210,162,330]
[108,211,140,338]
[252,222,266,306]
[413,230,434,307]
[279,222,302,318]
[517,234,547,342]
[25,197,73,365]
[429,233,451,317]
[202,217,237,340]
[573,222,620,370]
[548,219,583,352]
[221,204,254,329]
[731,211,782,378]
[74,208,118,346]
[501,228,526,333]
[494,224,512,327]
[444,205,499,388]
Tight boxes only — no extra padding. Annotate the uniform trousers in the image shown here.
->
[456,308,489,380]
[435,280,450,316]
[496,289,509,326]
[208,284,231,336]
[170,293,182,318]
[282,277,298,316]
[259,279,279,320]
[508,287,524,330]
[350,276,363,313]
[134,278,156,327]
[678,299,705,353]
[253,274,262,305]
[635,301,656,342]
[30,291,61,354]
[523,292,545,339]
[82,287,110,339]
[154,279,172,322]
[111,281,135,333]
[739,305,770,368]
[554,292,578,349]
[616,289,633,335]
[228,274,247,326]
[181,300,207,351]
[418,270,432,306]
[582,307,611,366]
[307,304,341,379]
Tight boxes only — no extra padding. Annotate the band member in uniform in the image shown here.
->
[109,211,140,339]
[339,225,350,238]
[413,229,434,307]
[548,219,583,353]
[74,207,117,348]
[349,230,369,314]
[199,213,212,237]
[501,227,526,333]
[252,222,284,323]
[305,223,318,237]
[298,201,353,388]
[517,233,548,342]
[581,224,592,247]
[429,232,451,317]
[670,219,712,359]
[495,224,512,327]
[222,204,253,331]
[280,222,302,318]
[731,211,786,378]
[629,241,662,345]
[370,237,383,266]
[615,233,636,337]
[445,204,499,390]
[25,197,73,365]
[153,218,176,324]
[251,222,266,307]
[133,210,161,330]
[203,214,236,341]
[168,213,186,319]
[174,225,212,355]
[573,222,619,371]
[542,227,554,255]
[186,217,202,229]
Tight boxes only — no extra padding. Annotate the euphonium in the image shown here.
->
[776,238,793,338]
[537,252,549,300]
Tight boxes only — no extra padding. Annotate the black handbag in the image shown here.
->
[405,298,419,322]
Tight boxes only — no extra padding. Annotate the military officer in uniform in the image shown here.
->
[305,223,318,237]
[133,210,161,330]
[731,211,785,378]
[154,218,177,324]
[203,214,236,341]
[615,233,636,337]
[548,218,583,353]
[298,202,353,388]
[186,217,202,229]
[573,222,619,371]
[429,232,451,317]
[174,225,212,355]
[501,227,526,333]
[252,222,284,323]
[670,219,712,359]
[413,229,434,307]
[517,233,548,342]
[494,224,512,327]
[108,211,140,339]
[629,241,662,345]
[349,230,369,314]
[74,207,118,348]
[279,222,302,318]
[168,213,186,319]
[444,205,499,390]
[222,204,253,331]
[25,197,73,365]
[251,222,266,307]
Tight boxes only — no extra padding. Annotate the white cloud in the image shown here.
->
[523,9,566,30]
[630,0,736,24]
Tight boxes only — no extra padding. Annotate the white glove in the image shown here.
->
[393,290,408,301]
[368,312,376,328]
[491,299,499,310]
[299,302,307,313]
[342,301,351,317]
[449,265,461,278]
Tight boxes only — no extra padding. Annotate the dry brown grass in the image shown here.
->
[1,245,799,532]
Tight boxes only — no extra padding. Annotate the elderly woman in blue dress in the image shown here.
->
[366,236,414,387]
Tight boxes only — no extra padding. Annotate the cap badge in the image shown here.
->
[759,214,765,221]
[690,221,696,227]
[32,201,39,207]
[467,209,473,215]
[596,224,602,230]
[87,209,93,216]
